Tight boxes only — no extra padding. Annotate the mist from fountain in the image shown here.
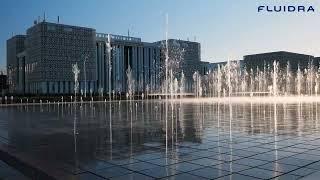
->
[126,65,135,100]
[107,34,112,101]
[180,71,185,98]
[72,63,80,103]
[186,60,320,100]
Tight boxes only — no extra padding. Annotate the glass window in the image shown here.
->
[64,27,73,32]
[47,25,56,31]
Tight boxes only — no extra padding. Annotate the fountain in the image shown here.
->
[72,63,80,103]
[296,65,302,96]
[126,65,134,100]
[180,60,320,100]
[145,85,150,99]
[316,67,320,96]
[272,61,279,96]
[193,71,202,98]
[179,71,185,98]
[83,55,88,98]
[90,88,93,98]
[285,62,292,96]
[106,34,112,102]
[151,15,185,99]
[3,13,320,180]
[99,88,104,100]
[165,14,169,100]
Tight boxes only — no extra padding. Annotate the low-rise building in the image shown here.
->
[243,51,317,72]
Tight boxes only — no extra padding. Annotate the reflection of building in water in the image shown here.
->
[106,102,203,145]
[3,102,320,167]
[0,73,8,95]
[204,103,319,136]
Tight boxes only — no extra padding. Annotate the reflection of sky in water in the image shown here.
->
[0,101,320,177]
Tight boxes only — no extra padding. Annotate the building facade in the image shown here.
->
[7,22,97,95]
[155,39,201,92]
[0,74,8,95]
[24,22,97,94]
[6,21,173,95]
[6,21,204,95]
[95,33,161,94]
[6,35,26,93]
[244,51,317,72]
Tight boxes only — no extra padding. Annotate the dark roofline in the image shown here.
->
[154,39,200,44]
[28,21,96,31]
[244,51,314,58]
[7,35,26,41]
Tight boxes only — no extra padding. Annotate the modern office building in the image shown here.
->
[96,33,161,94]
[155,39,201,92]
[7,21,204,95]
[0,73,8,95]
[26,21,96,94]
[7,21,97,95]
[243,51,317,72]
[200,61,210,75]
[6,21,171,95]
[7,35,26,93]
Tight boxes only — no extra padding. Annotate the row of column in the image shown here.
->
[96,42,162,94]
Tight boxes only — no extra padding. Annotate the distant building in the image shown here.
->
[0,73,8,95]
[200,61,210,75]
[203,60,244,73]
[7,35,26,93]
[314,57,320,67]
[243,51,317,72]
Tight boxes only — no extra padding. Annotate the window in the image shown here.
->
[64,27,73,32]
[47,25,56,31]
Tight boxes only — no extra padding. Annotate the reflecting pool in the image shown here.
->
[1,100,320,179]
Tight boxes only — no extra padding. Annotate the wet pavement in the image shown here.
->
[0,100,320,179]
[0,159,29,179]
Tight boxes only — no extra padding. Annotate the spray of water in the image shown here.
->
[72,63,80,102]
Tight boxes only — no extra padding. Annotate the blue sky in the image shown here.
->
[1,0,320,70]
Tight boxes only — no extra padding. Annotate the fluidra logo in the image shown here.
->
[258,5,315,12]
